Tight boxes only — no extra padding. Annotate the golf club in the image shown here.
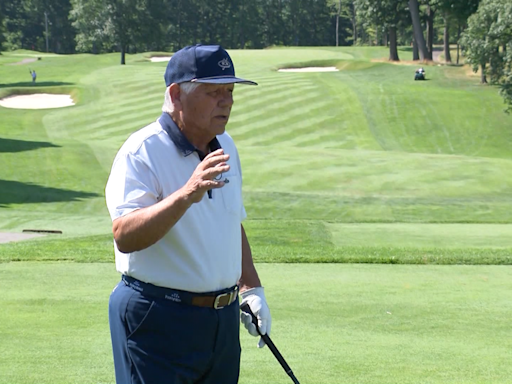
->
[240,303,301,384]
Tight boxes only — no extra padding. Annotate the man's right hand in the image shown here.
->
[182,149,230,203]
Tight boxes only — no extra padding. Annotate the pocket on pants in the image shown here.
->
[127,299,216,361]
[125,293,156,339]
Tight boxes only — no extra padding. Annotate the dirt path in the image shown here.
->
[433,50,442,62]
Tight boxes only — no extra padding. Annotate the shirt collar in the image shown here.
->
[158,112,221,158]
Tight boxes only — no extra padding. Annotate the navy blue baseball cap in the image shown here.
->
[164,44,257,86]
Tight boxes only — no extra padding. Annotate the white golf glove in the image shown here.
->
[240,287,271,348]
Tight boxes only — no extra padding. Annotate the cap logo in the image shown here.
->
[218,58,231,71]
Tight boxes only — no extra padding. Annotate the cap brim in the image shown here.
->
[192,76,258,86]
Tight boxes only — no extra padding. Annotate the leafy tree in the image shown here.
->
[357,0,409,61]
[71,0,166,63]
[451,0,480,63]
[461,0,512,111]
[435,0,479,63]
[419,0,439,61]
[1,0,75,53]
[70,0,109,53]
[330,0,357,46]
[462,0,500,83]
[0,7,4,52]
[408,0,429,61]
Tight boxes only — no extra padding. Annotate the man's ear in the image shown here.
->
[169,83,183,111]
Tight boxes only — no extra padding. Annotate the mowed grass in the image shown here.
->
[1,46,512,384]
[1,223,512,265]
[1,262,511,384]
[1,46,512,240]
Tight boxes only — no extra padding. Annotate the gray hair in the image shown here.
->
[162,82,201,113]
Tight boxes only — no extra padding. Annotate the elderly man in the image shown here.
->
[105,44,271,384]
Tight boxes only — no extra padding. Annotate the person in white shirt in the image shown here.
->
[105,44,271,384]
[29,69,37,84]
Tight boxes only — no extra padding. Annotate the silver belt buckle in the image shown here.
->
[213,288,237,309]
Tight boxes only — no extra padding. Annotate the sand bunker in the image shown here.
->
[8,58,38,66]
[278,67,339,72]
[0,94,75,109]
[150,56,171,62]
[0,232,44,244]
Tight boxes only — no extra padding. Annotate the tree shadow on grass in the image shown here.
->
[0,179,99,207]
[0,138,60,153]
[399,46,443,53]
[0,81,74,89]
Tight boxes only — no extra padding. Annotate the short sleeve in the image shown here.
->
[105,153,161,221]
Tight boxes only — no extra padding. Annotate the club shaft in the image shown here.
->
[261,333,292,372]
[241,303,300,384]
[261,333,300,384]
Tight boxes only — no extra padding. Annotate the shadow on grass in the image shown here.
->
[0,179,99,206]
[0,81,74,89]
[0,138,60,153]
[399,46,443,53]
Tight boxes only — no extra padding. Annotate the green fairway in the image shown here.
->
[1,46,512,383]
[1,262,511,384]
[1,46,512,241]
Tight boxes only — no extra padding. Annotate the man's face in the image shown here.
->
[180,83,235,137]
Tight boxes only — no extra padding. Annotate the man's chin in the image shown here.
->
[212,122,228,135]
[214,126,227,136]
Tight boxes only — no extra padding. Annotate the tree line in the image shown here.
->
[0,0,510,109]
[0,0,479,59]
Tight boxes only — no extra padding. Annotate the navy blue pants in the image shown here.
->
[109,279,241,384]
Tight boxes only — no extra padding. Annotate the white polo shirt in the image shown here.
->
[105,113,246,293]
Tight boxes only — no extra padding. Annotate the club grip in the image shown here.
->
[240,302,264,335]
[240,302,276,350]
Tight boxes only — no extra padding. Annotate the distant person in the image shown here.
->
[105,44,271,384]
[29,69,36,84]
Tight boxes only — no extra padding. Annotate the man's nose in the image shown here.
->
[219,90,234,107]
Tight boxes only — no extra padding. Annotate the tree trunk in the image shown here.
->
[120,45,126,65]
[408,0,428,62]
[351,3,357,45]
[413,35,419,60]
[481,63,487,84]
[426,6,434,61]
[443,13,452,63]
[456,24,461,64]
[388,26,399,61]
[336,0,341,47]
[177,0,182,48]
[489,46,500,83]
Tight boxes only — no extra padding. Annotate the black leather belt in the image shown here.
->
[122,275,238,309]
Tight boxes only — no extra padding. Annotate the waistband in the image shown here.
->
[122,275,239,310]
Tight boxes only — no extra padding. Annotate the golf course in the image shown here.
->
[1,46,512,383]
